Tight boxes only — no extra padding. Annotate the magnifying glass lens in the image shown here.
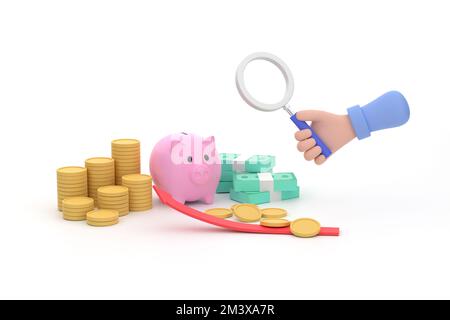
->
[244,60,287,105]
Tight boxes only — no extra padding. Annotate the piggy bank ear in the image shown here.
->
[170,135,185,164]
[170,135,183,149]
[203,136,217,156]
[203,136,215,145]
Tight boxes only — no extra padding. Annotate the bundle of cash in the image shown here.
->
[216,153,300,204]
[216,153,275,193]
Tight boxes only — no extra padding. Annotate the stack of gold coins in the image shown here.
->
[62,197,95,221]
[97,185,129,216]
[85,157,115,204]
[111,139,140,184]
[57,166,88,211]
[86,209,119,227]
[121,174,153,211]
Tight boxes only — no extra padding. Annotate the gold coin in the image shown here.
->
[62,197,94,208]
[87,219,119,227]
[115,166,140,170]
[129,196,152,202]
[58,187,88,193]
[290,218,321,238]
[129,202,152,208]
[98,201,128,206]
[205,208,233,219]
[97,185,128,196]
[261,208,287,219]
[231,203,258,213]
[112,154,140,159]
[87,171,115,177]
[57,178,87,184]
[130,206,152,212]
[112,139,140,146]
[233,204,262,222]
[114,157,140,162]
[87,209,119,222]
[85,157,114,166]
[58,185,87,190]
[58,190,88,195]
[88,177,114,183]
[88,182,115,188]
[260,218,290,228]
[63,215,86,221]
[130,203,152,208]
[63,211,88,218]
[128,191,152,197]
[116,166,141,171]
[128,188,152,193]
[116,170,140,175]
[88,183,114,190]
[57,179,87,185]
[58,192,88,198]
[57,166,87,176]
[97,194,129,201]
[122,174,151,183]
[63,209,93,216]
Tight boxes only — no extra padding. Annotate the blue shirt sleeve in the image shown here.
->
[347,91,410,139]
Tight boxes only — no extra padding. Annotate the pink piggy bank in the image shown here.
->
[150,133,221,204]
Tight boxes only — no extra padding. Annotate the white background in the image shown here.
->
[1,0,449,299]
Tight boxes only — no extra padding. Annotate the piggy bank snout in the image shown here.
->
[190,165,211,185]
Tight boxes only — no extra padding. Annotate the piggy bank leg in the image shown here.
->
[201,193,215,204]
[171,193,186,204]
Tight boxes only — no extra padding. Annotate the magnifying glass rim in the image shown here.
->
[235,52,295,112]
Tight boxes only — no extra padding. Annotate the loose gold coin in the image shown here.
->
[57,166,87,176]
[261,208,288,219]
[231,203,258,213]
[62,197,94,208]
[260,218,291,228]
[87,219,119,227]
[97,185,128,196]
[87,209,119,222]
[290,218,321,238]
[233,204,262,222]
[205,208,233,219]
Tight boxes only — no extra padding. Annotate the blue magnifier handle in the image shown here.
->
[290,114,332,158]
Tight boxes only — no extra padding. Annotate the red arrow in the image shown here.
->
[153,185,339,237]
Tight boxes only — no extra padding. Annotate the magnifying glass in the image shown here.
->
[235,52,332,158]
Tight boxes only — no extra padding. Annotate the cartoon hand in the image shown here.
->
[294,111,356,165]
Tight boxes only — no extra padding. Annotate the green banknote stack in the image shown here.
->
[216,153,300,205]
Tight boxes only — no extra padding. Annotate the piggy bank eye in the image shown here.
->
[204,154,210,161]
[187,156,193,163]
